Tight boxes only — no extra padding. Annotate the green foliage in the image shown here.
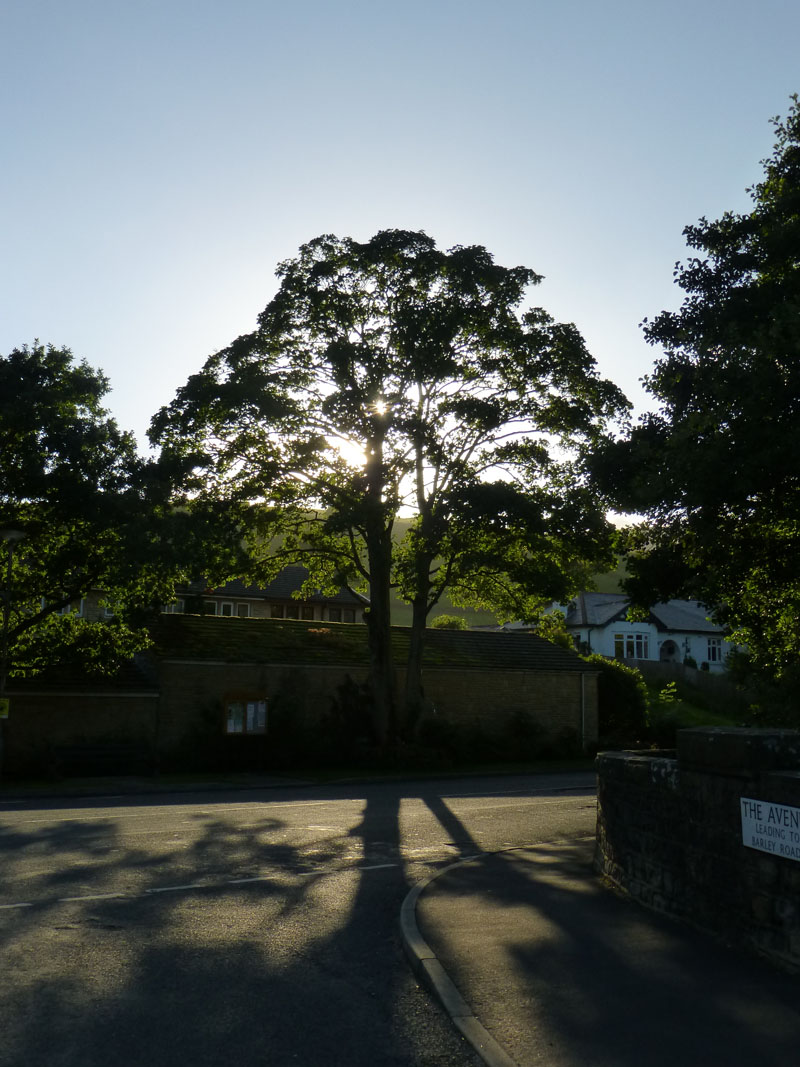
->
[583,653,649,746]
[595,99,800,679]
[152,230,629,737]
[430,614,468,630]
[0,343,160,678]
[532,610,573,650]
[658,680,678,704]
[0,342,244,682]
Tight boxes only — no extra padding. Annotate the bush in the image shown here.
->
[430,614,468,630]
[583,654,649,747]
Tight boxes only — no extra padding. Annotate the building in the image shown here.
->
[560,592,739,672]
[56,566,368,625]
[3,616,600,776]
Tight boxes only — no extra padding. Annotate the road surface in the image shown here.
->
[0,773,596,1066]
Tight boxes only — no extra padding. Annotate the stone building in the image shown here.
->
[3,616,598,776]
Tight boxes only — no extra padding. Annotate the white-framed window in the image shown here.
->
[224,696,268,735]
[219,601,234,617]
[614,632,650,660]
[707,638,723,662]
[161,600,185,614]
[328,606,342,623]
[47,598,85,616]
[236,603,250,618]
[203,600,217,615]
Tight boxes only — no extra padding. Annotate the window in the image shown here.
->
[301,605,315,620]
[708,638,723,663]
[614,633,650,660]
[285,603,299,619]
[328,607,342,623]
[219,601,234,617]
[236,603,250,618]
[270,604,284,619]
[343,608,356,624]
[224,697,267,735]
[203,601,217,616]
[52,598,85,616]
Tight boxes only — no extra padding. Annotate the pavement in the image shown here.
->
[402,841,800,1067]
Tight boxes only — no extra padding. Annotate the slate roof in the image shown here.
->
[148,614,595,673]
[564,592,724,635]
[649,600,725,634]
[565,592,630,627]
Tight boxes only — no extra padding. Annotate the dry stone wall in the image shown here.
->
[596,727,800,970]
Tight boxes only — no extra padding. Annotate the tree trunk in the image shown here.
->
[363,425,396,752]
[403,546,435,737]
[364,527,396,751]
[404,594,429,738]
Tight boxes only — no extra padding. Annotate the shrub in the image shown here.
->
[430,614,468,630]
[533,611,574,650]
[583,654,649,747]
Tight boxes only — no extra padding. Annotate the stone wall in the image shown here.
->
[3,659,597,775]
[422,667,596,749]
[3,689,159,776]
[596,727,800,970]
[155,659,597,755]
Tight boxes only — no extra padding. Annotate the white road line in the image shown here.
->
[58,893,126,902]
[0,902,33,909]
[147,883,207,894]
[360,863,398,870]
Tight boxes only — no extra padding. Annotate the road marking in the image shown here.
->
[58,893,126,902]
[147,883,207,894]
[360,863,397,871]
[0,901,33,909]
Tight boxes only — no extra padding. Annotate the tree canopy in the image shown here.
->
[153,230,629,740]
[0,342,240,682]
[596,98,800,677]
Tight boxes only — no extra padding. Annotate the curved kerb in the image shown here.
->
[400,854,519,1067]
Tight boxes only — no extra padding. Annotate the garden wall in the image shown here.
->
[154,658,597,759]
[596,727,800,970]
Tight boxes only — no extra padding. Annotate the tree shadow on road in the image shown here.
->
[418,841,800,1067]
[0,783,491,1067]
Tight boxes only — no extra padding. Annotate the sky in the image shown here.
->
[3,0,799,450]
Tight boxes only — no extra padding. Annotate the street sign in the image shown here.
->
[741,797,800,861]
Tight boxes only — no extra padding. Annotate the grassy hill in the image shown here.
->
[389,543,626,627]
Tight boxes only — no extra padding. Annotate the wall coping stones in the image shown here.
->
[677,726,800,775]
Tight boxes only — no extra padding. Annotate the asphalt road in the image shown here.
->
[0,773,596,1067]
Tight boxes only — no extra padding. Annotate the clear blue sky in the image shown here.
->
[3,0,798,447]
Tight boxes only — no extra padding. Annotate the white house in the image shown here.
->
[556,592,739,673]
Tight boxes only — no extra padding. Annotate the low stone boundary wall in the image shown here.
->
[595,727,800,970]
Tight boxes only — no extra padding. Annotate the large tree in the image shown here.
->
[152,231,628,741]
[0,343,240,688]
[597,98,800,676]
